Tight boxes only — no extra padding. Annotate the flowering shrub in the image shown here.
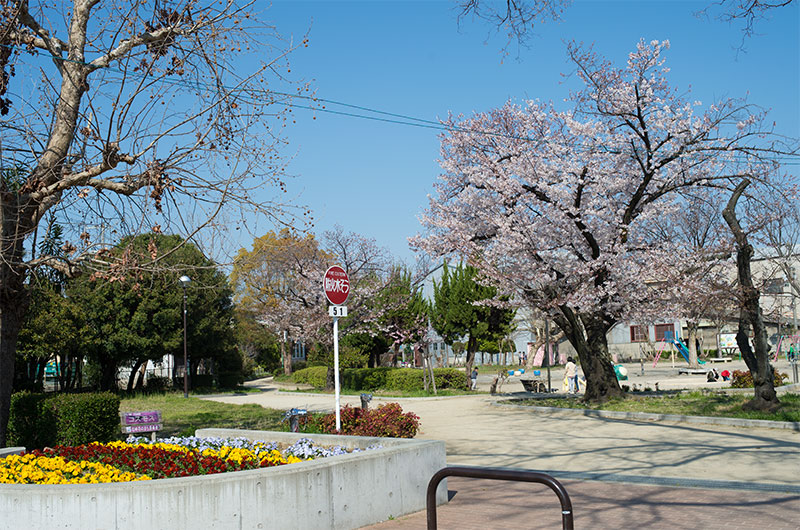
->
[0,436,380,484]
[730,369,788,388]
[315,403,420,438]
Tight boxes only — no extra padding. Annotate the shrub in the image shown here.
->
[8,392,121,449]
[145,376,171,392]
[291,366,328,388]
[49,392,121,446]
[7,391,56,448]
[730,369,788,389]
[433,368,469,390]
[384,368,424,391]
[293,366,469,392]
[340,367,392,390]
[218,373,243,389]
[291,360,307,371]
[192,374,214,389]
[315,403,420,438]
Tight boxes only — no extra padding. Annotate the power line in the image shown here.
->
[3,42,799,164]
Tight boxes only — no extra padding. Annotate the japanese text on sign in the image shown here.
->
[121,411,161,426]
[324,276,349,295]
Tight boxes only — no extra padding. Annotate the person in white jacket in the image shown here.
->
[565,357,579,394]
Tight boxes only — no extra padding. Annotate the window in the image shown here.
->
[763,278,785,294]
[433,343,438,351]
[655,324,675,341]
[629,325,648,343]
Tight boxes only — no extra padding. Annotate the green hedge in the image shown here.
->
[8,392,55,449]
[291,366,468,392]
[8,391,121,449]
[291,366,328,388]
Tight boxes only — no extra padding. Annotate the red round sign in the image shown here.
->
[323,266,350,305]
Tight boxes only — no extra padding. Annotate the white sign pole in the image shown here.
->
[333,315,341,432]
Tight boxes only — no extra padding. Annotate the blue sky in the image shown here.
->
[251,0,799,264]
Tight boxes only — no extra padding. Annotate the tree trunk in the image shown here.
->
[127,358,146,391]
[723,179,779,412]
[325,366,335,391]
[687,321,700,369]
[554,307,623,402]
[0,258,30,447]
[464,335,477,388]
[281,331,292,376]
[391,343,400,367]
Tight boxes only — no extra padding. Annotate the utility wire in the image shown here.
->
[3,42,799,164]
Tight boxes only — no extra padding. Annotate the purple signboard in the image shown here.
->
[120,410,162,436]
[121,411,161,426]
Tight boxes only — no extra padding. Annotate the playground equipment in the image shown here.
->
[774,335,800,362]
[671,337,706,365]
[651,333,706,367]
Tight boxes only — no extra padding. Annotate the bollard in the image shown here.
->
[360,393,373,411]
[792,359,798,384]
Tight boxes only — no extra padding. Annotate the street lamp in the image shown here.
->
[179,275,191,398]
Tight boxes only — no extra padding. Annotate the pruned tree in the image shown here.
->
[0,0,306,446]
[414,40,793,401]
[723,179,780,411]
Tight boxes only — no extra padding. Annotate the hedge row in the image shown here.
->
[8,391,121,449]
[291,366,468,391]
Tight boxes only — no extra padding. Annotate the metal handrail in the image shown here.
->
[426,466,574,530]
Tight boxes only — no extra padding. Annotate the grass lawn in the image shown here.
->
[517,391,800,422]
[120,392,285,438]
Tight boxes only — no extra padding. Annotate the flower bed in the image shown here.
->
[0,436,379,485]
[0,429,447,530]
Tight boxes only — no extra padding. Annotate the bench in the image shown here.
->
[705,357,732,363]
[521,379,548,393]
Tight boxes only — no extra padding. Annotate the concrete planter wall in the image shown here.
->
[0,429,447,530]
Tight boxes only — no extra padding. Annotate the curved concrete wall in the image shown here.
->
[0,429,447,530]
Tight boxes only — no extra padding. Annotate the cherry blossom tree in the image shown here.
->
[414,40,790,401]
[0,0,307,445]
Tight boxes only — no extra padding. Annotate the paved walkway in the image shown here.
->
[205,374,800,529]
[363,477,800,529]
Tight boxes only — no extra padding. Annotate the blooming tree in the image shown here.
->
[231,227,396,374]
[414,40,788,401]
[231,229,332,375]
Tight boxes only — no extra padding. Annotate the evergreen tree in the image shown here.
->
[430,262,515,379]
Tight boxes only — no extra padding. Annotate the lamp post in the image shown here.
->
[179,275,191,398]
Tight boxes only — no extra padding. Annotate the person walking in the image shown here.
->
[565,357,579,394]
[471,367,479,390]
